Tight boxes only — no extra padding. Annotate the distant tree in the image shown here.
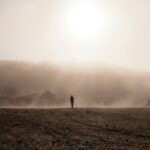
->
[40,90,55,100]
[0,86,18,97]
[148,100,150,106]
[37,90,65,106]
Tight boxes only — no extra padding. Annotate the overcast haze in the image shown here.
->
[0,0,150,71]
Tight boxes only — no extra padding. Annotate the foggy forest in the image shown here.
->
[0,60,150,108]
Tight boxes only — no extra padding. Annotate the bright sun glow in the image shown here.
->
[67,1,105,39]
[62,1,107,64]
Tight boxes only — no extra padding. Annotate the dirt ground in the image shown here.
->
[0,108,150,150]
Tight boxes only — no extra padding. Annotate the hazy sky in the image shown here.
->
[0,0,150,71]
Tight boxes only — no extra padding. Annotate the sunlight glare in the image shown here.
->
[67,1,105,39]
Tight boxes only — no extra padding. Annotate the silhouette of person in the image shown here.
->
[70,95,74,109]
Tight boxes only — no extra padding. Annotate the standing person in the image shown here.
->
[70,95,74,109]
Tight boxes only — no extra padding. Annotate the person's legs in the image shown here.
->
[71,102,73,108]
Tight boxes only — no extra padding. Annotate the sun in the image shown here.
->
[57,1,108,64]
[67,1,105,39]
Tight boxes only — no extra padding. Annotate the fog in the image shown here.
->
[0,60,150,108]
[1,0,150,108]
[1,0,150,72]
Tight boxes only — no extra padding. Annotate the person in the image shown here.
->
[70,95,74,109]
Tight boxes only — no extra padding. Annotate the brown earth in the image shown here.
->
[0,108,150,150]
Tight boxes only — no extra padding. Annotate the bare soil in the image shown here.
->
[0,108,150,150]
